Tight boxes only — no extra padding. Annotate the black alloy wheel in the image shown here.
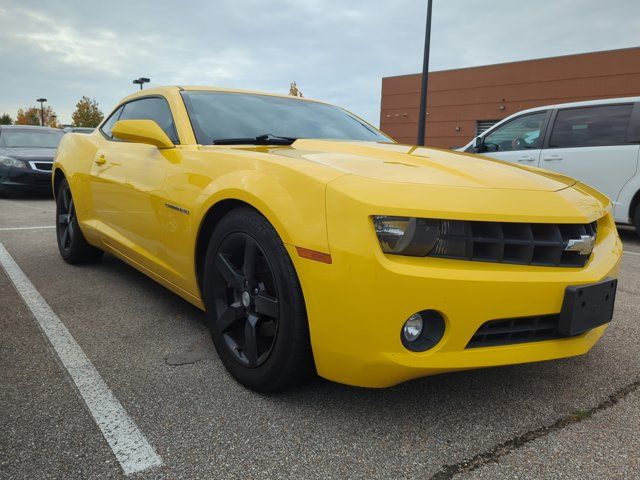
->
[55,178,103,264]
[203,208,314,392]
[212,232,279,368]
[57,184,76,251]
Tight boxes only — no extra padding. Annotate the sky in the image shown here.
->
[0,0,639,126]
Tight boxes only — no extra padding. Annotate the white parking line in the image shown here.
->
[0,225,55,231]
[0,199,53,212]
[0,242,162,476]
[624,250,640,256]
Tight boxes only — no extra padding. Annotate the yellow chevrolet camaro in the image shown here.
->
[53,86,622,392]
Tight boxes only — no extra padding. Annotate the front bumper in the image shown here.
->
[289,186,622,388]
[0,164,53,194]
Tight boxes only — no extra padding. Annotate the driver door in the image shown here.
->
[479,110,550,166]
[89,96,179,274]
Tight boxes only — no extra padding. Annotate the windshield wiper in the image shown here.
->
[212,134,297,145]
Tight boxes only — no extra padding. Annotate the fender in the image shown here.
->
[194,169,333,255]
[160,153,346,300]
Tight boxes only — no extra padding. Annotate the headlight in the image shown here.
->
[0,156,27,169]
[372,216,439,256]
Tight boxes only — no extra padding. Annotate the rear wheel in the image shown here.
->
[56,178,103,264]
[634,205,640,238]
[202,208,314,392]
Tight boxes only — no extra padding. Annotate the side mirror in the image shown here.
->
[472,136,485,152]
[111,120,175,149]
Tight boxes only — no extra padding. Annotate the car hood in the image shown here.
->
[0,147,56,160]
[261,140,576,192]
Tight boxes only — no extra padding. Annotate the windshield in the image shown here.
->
[181,91,391,144]
[0,129,65,148]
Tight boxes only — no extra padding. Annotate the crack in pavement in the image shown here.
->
[429,377,640,479]
[164,338,215,366]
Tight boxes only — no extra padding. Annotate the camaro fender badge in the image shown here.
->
[164,203,190,215]
[564,234,595,255]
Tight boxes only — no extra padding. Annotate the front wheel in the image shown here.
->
[202,208,314,392]
[56,178,103,264]
[634,205,640,239]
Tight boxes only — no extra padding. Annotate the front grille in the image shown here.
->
[27,160,53,172]
[466,314,562,348]
[429,220,597,267]
[33,162,52,171]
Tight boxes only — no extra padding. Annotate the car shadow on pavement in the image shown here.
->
[1,191,53,200]
[618,226,639,248]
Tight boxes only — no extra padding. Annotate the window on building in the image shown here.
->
[476,120,499,136]
[549,104,633,148]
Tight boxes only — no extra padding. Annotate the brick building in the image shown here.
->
[380,47,640,149]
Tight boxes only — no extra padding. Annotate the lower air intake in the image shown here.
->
[466,314,562,348]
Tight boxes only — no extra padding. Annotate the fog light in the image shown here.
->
[403,314,423,342]
[400,310,446,352]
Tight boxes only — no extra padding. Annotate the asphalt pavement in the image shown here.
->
[1,197,639,479]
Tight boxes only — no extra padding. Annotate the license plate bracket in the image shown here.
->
[558,279,617,337]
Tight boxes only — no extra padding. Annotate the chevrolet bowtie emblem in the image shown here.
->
[564,234,595,255]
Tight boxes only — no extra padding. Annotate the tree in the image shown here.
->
[0,113,12,125]
[16,107,41,125]
[71,96,104,127]
[16,106,58,126]
[289,81,303,97]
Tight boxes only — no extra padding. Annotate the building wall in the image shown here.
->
[380,47,640,149]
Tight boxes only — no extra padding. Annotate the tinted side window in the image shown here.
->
[119,97,178,143]
[549,104,633,148]
[483,112,547,152]
[100,105,124,139]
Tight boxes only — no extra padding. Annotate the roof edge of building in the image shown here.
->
[382,46,640,81]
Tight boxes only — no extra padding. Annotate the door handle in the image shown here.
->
[95,155,106,165]
[517,155,536,162]
[542,155,563,162]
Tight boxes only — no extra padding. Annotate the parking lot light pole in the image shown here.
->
[416,0,433,146]
[36,98,47,126]
[132,77,150,90]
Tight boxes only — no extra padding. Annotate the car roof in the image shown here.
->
[120,85,329,106]
[460,95,640,149]
[0,125,62,133]
[507,96,640,116]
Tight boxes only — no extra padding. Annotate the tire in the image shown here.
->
[202,207,314,392]
[56,178,103,264]
[634,206,640,239]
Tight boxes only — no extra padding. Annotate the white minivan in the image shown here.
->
[460,97,640,235]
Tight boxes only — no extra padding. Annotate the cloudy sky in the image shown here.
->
[1,0,638,126]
